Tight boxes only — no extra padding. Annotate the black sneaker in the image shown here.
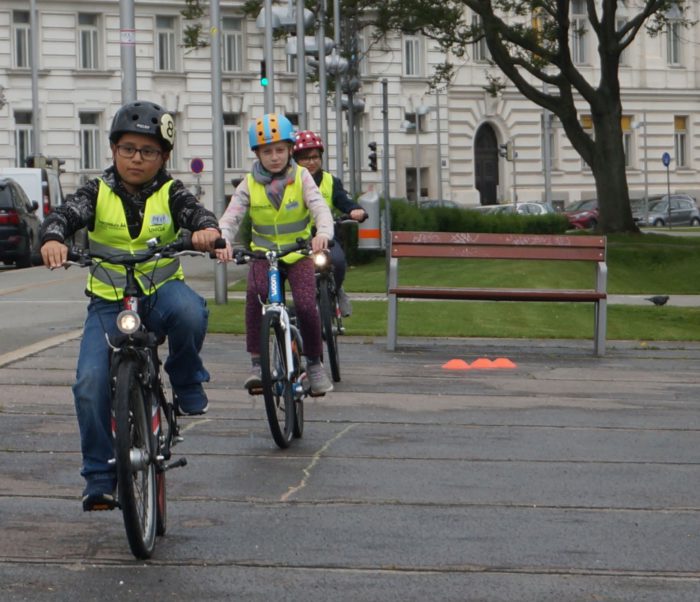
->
[173,384,209,416]
[82,492,120,512]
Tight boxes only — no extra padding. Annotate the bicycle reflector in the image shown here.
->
[116,310,141,335]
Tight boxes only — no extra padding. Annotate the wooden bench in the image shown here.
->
[387,231,608,356]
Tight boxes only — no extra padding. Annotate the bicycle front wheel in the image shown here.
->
[260,311,295,448]
[319,278,341,382]
[114,357,157,559]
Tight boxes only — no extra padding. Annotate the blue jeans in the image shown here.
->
[73,279,210,487]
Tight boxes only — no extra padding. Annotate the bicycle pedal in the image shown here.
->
[309,390,327,398]
[247,385,263,396]
[164,457,188,471]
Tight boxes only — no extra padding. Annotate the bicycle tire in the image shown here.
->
[114,357,157,559]
[260,311,295,448]
[291,328,304,439]
[155,400,167,537]
[319,277,341,382]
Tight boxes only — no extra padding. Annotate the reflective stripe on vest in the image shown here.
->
[87,180,183,300]
[248,167,311,264]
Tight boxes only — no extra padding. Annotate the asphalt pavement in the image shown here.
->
[1,260,700,600]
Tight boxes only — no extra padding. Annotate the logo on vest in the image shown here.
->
[286,200,299,210]
[150,214,171,226]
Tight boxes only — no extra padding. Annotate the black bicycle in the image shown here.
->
[63,236,219,559]
[313,244,343,382]
[234,240,321,448]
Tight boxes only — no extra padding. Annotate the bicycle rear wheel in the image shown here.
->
[319,278,341,382]
[260,311,295,448]
[114,357,157,559]
[291,328,304,439]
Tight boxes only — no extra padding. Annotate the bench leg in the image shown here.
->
[594,299,607,357]
[387,293,398,351]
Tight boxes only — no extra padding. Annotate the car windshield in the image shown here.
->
[648,199,668,212]
[566,199,596,212]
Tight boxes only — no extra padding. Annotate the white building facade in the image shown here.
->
[1,0,699,212]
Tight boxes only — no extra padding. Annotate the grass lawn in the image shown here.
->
[208,232,700,341]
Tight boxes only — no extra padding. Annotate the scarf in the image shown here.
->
[251,160,297,209]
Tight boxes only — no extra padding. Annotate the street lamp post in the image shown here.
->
[632,112,649,225]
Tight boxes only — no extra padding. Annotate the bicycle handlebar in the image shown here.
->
[232,238,314,265]
[63,236,226,268]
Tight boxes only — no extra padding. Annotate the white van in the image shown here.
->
[0,167,65,222]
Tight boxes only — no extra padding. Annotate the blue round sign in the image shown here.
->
[190,157,204,174]
[662,152,671,167]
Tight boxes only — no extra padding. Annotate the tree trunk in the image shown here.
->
[590,112,640,234]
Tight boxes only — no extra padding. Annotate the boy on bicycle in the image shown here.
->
[293,130,367,317]
[39,100,221,511]
[215,114,335,395]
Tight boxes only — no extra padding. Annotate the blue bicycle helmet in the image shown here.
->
[249,114,295,150]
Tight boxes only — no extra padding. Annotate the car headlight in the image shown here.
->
[116,310,141,335]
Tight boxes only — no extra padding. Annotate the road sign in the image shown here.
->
[190,158,204,174]
[662,152,671,167]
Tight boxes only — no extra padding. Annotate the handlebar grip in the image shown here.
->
[214,238,227,249]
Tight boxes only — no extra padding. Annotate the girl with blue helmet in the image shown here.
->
[217,114,335,395]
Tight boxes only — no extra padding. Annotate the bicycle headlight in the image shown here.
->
[116,310,141,335]
[313,251,330,269]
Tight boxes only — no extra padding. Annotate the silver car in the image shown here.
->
[634,194,700,227]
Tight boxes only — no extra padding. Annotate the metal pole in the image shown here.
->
[643,111,649,225]
[512,143,518,206]
[29,0,41,156]
[296,0,307,130]
[119,0,137,102]
[263,0,275,113]
[382,79,391,282]
[666,162,671,230]
[415,113,421,203]
[542,82,552,206]
[318,0,328,164]
[435,90,443,203]
[333,0,343,180]
[347,90,356,197]
[210,0,227,303]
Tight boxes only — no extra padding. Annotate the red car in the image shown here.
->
[563,198,599,229]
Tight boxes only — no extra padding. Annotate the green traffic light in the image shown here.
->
[260,76,269,87]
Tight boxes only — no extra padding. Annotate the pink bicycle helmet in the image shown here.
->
[293,130,324,156]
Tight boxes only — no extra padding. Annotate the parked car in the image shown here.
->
[0,177,41,268]
[0,166,65,222]
[563,198,599,229]
[633,194,700,227]
[468,202,556,215]
[419,199,459,209]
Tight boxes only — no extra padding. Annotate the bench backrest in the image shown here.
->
[390,231,606,262]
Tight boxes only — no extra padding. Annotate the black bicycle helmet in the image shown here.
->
[109,100,175,151]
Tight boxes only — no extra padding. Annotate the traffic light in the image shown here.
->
[259,60,269,87]
[498,141,514,161]
[368,141,378,171]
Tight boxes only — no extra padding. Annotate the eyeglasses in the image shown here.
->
[116,144,163,162]
[297,154,322,163]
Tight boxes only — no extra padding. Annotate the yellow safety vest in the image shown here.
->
[318,172,334,211]
[248,167,311,264]
[87,180,183,300]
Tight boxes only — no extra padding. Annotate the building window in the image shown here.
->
[667,21,682,66]
[472,15,490,62]
[78,14,100,70]
[222,17,243,73]
[15,111,33,166]
[356,29,369,76]
[80,113,101,170]
[403,35,422,76]
[156,16,177,72]
[287,53,297,73]
[224,113,243,170]
[674,116,687,167]
[13,11,31,69]
[571,0,587,65]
